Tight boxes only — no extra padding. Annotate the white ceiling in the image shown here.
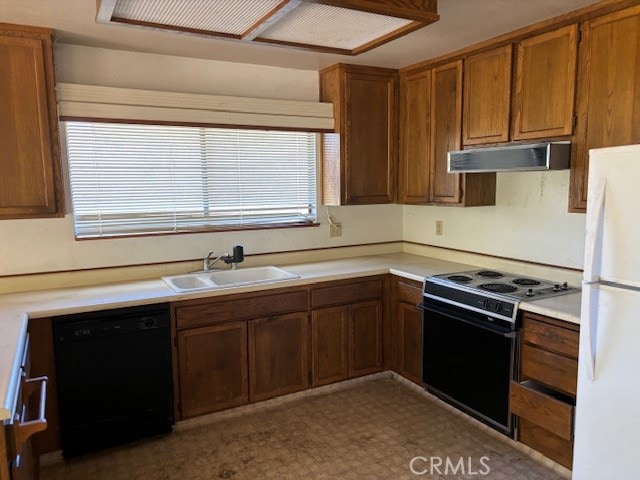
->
[1,0,602,71]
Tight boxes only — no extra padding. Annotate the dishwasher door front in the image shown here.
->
[53,304,173,458]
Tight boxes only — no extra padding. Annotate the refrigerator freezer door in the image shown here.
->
[587,145,640,287]
[573,284,640,479]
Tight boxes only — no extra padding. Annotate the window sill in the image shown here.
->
[75,222,320,240]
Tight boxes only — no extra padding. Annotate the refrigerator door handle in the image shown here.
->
[583,179,606,282]
[581,281,598,381]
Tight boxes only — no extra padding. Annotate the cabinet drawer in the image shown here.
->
[311,279,383,308]
[521,344,577,397]
[176,290,309,330]
[523,314,579,359]
[519,418,573,469]
[510,380,574,441]
[397,279,423,304]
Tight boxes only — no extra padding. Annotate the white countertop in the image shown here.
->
[0,252,581,421]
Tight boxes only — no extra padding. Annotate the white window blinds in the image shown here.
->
[65,122,317,238]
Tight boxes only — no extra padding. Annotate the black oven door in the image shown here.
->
[420,298,518,435]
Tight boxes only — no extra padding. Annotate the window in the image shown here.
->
[64,122,317,238]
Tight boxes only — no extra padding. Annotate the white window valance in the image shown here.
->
[56,83,335,132]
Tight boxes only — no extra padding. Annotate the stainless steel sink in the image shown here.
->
[162,266,299,292]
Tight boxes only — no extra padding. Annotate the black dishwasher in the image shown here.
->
[53,304,173,458]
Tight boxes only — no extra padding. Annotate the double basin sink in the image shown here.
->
[162,266,300,292]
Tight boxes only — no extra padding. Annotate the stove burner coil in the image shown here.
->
[512,278,541,286]
[479,283,518,293]
[448,275,473,282]
[476,270,503,278]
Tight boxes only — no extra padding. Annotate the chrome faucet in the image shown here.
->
[203,245,244,271]
[203,251,227,271]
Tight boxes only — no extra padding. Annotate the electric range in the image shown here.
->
[420,269,578,435]
[424,269,579,323]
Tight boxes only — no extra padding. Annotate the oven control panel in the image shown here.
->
[424,281,517,323]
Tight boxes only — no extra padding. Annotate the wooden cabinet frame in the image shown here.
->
[463,45,513,145]
[512,25,578,141]
[0,24,63,219]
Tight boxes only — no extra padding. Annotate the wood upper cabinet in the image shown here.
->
[512,25,578,140]
[463,45,513,145]
[0,24,63,218]
[399,69,431,204]
[399,61,496,206]
[248,312,309,402]
[320,64,397,205]
[430,60,464,204]
[570,5,640,212]
[177,321,248,418]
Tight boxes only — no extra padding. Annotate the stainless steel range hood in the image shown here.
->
[447,141,571,173]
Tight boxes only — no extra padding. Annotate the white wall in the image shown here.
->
[0,45,402,277]
[404,171,586,270]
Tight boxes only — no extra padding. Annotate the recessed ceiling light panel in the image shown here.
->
[258,3,413,50]
[112,0,283,36]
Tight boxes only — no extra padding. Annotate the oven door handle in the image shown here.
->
[417,303,517,338]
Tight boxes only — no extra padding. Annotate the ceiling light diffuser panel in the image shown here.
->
[111,0,283,36]
[99,0,439,55]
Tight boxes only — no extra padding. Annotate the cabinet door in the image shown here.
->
[344,71,396,204]
[570,5,640,212]
[463,45,512,145]
[512,25,578,140]
[429,60,463,204]
[399,69,431,204]
[350,300,383,378]
[248,312,309,402]
[0,27,62,218]
[178,322,248,418]
[311,306,349,387]
[397,302,423,385]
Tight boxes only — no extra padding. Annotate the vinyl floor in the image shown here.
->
[40,376,565,480]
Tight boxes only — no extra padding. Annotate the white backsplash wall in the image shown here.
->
[403,171,587,270]
[0,205,402,276]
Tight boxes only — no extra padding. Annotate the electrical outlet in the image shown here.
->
[435,220,443,236]
[330,222,342,237]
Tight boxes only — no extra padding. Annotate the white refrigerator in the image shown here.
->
[573,144,640,479]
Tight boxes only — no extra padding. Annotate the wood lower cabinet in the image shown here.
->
[178,322,248,418]
[248,312,309,402]
[350,301,383,378]
[311,306,349,387]
[0,24,63,219]
[310,278,385,386]
[320,64,397,205]
[512,24,578,140]
[311,300,383,385]
[510,312,579,469]
[463,45,513,146]
[396,302,423,384]
[391,277,423,385]
[570,5,640,212]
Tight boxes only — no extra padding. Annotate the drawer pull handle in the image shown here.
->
[13,376,48,446]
